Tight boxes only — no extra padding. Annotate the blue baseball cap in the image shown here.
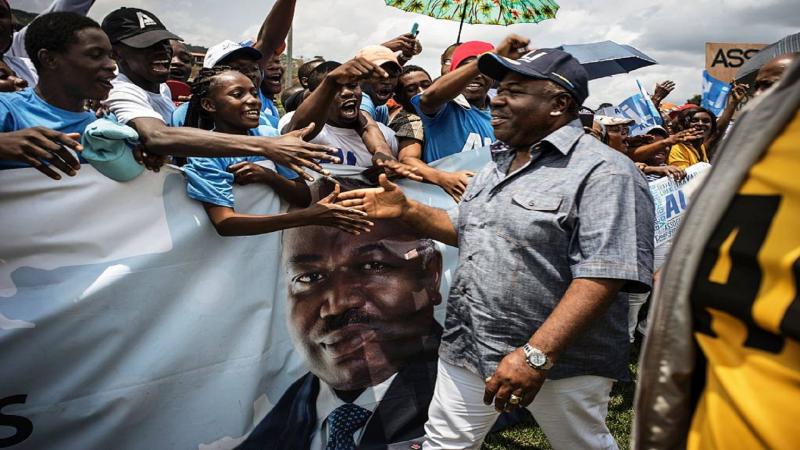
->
[478,48,590,105]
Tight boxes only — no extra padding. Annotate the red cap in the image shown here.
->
[668,103,698,119]
[450,41,494,72]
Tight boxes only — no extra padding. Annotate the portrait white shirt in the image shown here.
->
[310,373,398,450]
[106,73,175,125]
[279,111,398,167]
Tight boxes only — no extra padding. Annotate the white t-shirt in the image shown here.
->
[279,111,398,167]
[3,55,37,86]
[106,73,175,125]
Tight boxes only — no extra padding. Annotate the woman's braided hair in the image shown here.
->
[185,66,235,130]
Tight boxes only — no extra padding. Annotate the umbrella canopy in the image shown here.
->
[385,0,559,42]
[557,40,658,80]
[736,32,800,82]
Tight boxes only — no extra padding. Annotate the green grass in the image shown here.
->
[481,359,638,450]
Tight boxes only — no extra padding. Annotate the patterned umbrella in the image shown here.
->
[385,0,559,42]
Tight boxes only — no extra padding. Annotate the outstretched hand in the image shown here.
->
[335,173,409,219]
[268,122,342,181]
[0,127,81,180]
[372,155,423,182]
[303,183,374,234]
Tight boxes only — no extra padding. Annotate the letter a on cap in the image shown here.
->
[137,12,157,28]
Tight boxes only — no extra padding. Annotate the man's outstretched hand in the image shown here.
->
[265,122,342,181]
[335,173,409,219]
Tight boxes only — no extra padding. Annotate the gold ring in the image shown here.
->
[509,394,521,405]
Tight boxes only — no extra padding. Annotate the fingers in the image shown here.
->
[34,163,62,180]
[378,173,397,191]
[319,183,341,204]
[493,384,514,413]
[483,375,499,406]
[336,197,366,208]
[227,161,249,172]
[295,122,316,140]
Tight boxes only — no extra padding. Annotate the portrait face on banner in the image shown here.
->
[282,178,443,391]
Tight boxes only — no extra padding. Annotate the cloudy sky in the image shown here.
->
[16,0,798,108]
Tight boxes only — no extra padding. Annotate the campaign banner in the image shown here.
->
[0,148,491,449]
[614,81,663,136]
[649,162,712,249]
[701,70,732,117]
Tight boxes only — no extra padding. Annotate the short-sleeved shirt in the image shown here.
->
[669,142,708,170]
[279,111,398,167]
[183,125,280,208]
[388,109,424,145]
[441,120,655,381]
[411,93,494,163]
[259,91,280,128]
[360,92,390,125]
[105,73,175,125]
[0,88,95,169]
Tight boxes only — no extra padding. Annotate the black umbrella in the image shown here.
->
[736,32,800,82]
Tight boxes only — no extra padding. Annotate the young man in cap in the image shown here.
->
[101,7,338,179]
[336,43,654,450]
[411,38,515,164]
[356,45,402,126]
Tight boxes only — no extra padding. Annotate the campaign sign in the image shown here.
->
[701,70,732,117]
[0,148,491,449]
[705,42,767,82]
[649,162,712,248]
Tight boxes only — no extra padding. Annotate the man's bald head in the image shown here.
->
[754,53,799,97]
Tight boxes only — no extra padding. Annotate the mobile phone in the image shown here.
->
[410,23,419,38]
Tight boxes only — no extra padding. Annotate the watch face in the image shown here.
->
[531,352,546,366]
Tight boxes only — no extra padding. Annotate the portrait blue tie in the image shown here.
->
[324,403,372,450]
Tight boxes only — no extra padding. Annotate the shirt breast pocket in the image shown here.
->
[499,191,565,244]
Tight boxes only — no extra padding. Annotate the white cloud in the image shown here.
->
[14,0,797,107]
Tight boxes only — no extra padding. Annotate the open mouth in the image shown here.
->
[465,80,486,93]
[340,99,359,119]
[264,72,282,88]
[243,109,260,120]
[151,59,171,75]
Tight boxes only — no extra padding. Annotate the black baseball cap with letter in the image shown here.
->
[101,7,182,48]
[478,48,589,105]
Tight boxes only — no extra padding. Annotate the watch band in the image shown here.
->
[523,343,554,370]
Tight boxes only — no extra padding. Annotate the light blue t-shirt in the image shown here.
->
[360,92,390,125]
[259,91,280,129]
[0,88,95,169]
[183,125,298,208]
[171,101,273,128]
[411,94,494,163]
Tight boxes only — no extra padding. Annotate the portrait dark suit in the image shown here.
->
[236,328,440,450]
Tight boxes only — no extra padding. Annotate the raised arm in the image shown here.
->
[418,34,529,115]
[203,184,372,236]
[285,58,388,140]
[130,117,339,180]
[253,0,296,63]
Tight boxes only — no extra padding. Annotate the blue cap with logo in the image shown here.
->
[478,48,590,105]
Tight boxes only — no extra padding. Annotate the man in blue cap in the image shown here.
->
[335,42,654,449]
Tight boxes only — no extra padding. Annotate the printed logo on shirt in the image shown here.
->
[332,148,357,166]
[461,133,493,152]
[137,12,158,28]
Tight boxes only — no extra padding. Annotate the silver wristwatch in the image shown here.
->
[522,343,553,370]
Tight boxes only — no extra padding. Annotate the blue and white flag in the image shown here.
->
[606,80,664,136]
[701,70,731,117]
